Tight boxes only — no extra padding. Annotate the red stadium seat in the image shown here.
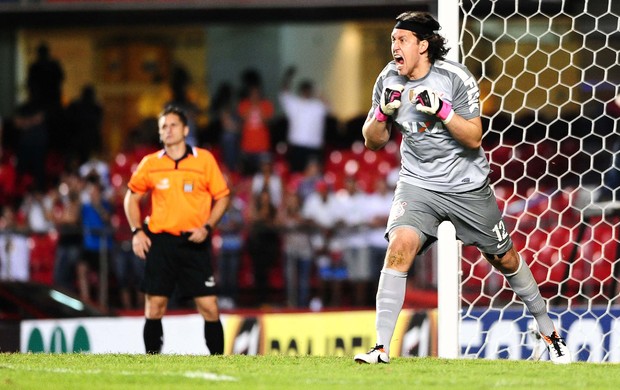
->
[28,232,58,286]
[0,158,17,204]
[533,246,567,293]
[580,220,618,299]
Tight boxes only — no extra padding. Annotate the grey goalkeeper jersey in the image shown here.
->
[371,60,488,193]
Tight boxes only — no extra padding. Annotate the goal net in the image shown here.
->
[453,0,620,362]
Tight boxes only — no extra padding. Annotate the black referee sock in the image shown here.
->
[144,318,163,354]
[204,320,224,355]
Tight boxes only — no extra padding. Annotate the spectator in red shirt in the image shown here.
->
[237,71,274,175]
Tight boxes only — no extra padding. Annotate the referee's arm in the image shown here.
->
[206,194,231,229]
[124,189,150,259]
[186,194,230,244]
[124,190,144,232]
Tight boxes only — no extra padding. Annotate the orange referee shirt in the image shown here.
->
[128,146,230,235]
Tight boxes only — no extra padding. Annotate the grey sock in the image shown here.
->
[504,256,555,336]
[376,268,407,354]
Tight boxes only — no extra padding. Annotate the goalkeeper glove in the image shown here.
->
[414,87,455,123]
[375,84,404,122]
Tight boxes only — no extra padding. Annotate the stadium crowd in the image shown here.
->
[3,43,618,314]
[0,45,408,311]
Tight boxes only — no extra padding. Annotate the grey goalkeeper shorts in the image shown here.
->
[386,180,513,255]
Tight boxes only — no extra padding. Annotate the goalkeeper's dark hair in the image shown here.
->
[159,104,188,126]
[396,11,450,63]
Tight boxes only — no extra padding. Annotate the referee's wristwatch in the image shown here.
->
[204,224,213,234]
[131,227,143,236]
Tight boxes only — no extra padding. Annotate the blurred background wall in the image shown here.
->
[0,1,417,156]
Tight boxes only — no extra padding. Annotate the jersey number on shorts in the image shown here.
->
[492,221,509,243]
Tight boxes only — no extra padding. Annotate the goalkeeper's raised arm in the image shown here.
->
[362,84,403,150]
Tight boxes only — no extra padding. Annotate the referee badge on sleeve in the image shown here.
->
[183,180,194,193]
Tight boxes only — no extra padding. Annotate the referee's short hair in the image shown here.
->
[159,105,188,126]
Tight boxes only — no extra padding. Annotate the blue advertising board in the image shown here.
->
[460,306,620,362]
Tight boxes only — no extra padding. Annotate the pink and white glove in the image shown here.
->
[374,84,404,122]
[414,86,455,123]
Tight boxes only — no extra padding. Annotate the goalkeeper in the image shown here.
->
[354,11,571,365]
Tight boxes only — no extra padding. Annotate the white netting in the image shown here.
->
[458,0,620,362]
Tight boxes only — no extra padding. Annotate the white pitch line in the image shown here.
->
[1,364,238,382]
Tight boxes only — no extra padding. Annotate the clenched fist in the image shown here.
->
[414,86,455,123]
[375,84,405,122]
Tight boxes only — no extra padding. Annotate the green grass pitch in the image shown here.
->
[1,353,618,389]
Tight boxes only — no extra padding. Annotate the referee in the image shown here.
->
[124,105,231,354]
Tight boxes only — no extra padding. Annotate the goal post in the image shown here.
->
[437,221,461,359]
[433,0,463,360]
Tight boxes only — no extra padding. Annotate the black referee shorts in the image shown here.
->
[141,230,217,298]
